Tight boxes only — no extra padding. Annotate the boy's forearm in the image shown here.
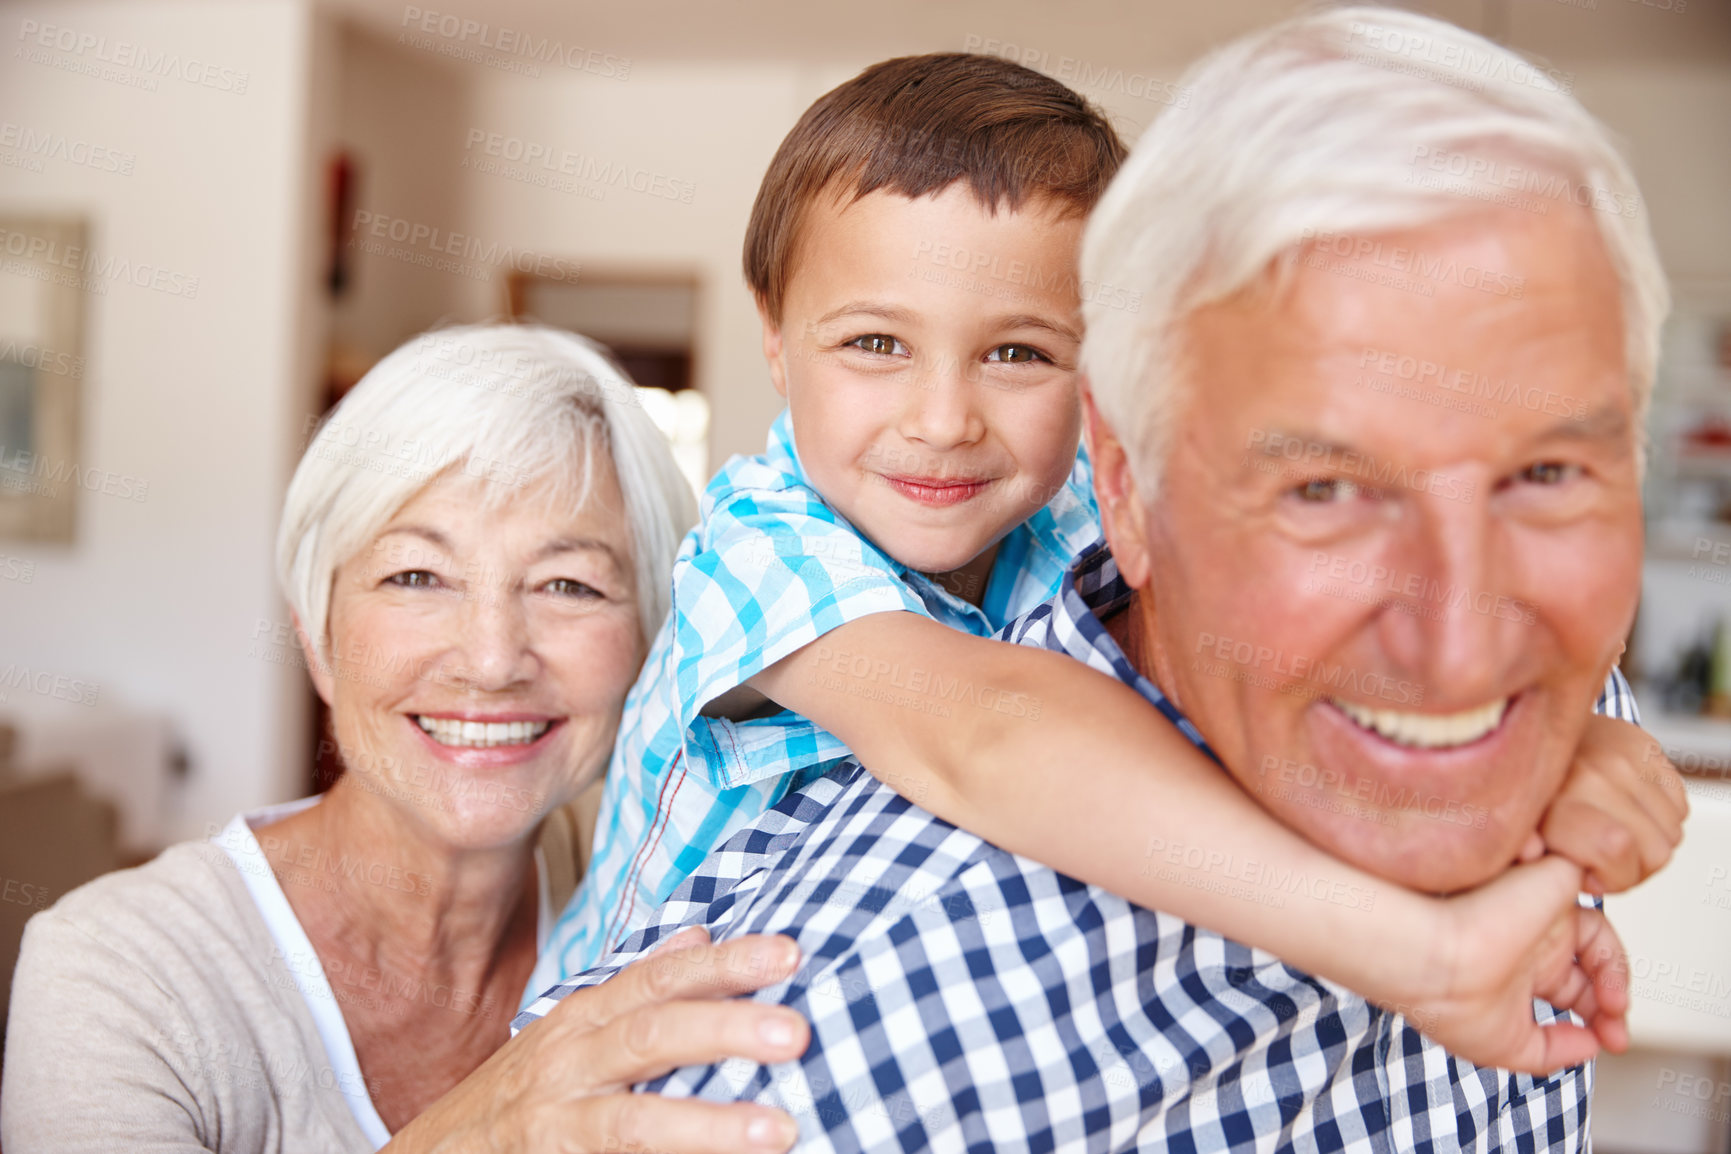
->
[750,612,1439,1003]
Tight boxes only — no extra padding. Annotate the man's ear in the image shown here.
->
[1081,382,1156,590]
[293,610,336,708]
[758,302,789,399]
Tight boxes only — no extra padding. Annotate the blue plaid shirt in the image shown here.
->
[517,540,1636,1152]
[529,410,1101,996]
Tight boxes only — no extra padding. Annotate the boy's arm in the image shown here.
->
[750,610,1628,1073]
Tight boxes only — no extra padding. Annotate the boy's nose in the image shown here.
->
[900,356,985,450]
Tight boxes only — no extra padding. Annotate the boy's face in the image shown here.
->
[762,185,1085,576]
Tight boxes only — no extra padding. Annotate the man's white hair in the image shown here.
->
[1081,4,1668,493]
[277,324,697,661]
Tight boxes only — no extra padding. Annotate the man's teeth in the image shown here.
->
[415,717,552,748]
[1331,697,1509,749]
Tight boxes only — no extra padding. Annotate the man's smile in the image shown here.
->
[1328,696,1510,750]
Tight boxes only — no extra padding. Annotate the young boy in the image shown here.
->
[532,53,1682,1059]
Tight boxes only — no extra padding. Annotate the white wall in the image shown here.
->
[1573,62,1731,312]
[329,24,474,360]
[0,0,321,839]
[446,60,846,463]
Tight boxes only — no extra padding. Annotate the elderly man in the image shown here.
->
[517,7,1670,1150]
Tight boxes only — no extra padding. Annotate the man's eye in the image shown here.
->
[848,334,906,356]
[385,570,440,588]
[1521,462,1579,485]
[544,578,602,599]
[1292,478,1361,503]
[985,344,1048,365]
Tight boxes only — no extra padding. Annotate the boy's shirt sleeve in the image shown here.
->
[671,479,928,792]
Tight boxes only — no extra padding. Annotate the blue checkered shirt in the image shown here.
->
[529,410,1101,996]
[517,541,1637,1152]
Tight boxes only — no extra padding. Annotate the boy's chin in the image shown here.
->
[880,538,988,579]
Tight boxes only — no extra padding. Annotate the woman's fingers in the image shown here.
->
[584,998,811,1092]
[549,1094,800,1154]
[550,932,802,1035]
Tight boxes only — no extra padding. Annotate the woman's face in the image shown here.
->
[310,459,644,850]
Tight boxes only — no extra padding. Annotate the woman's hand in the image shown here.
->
[385,928,810,1154]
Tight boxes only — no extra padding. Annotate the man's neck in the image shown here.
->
[1103,589,1184,714]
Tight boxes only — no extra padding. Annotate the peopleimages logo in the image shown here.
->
[348,210,580,284]
[1300,228,1525,299]
[0,121,135,175]
[0,665,100,707]
[1191,632,1424,707]
[15,19,250,93]
[1357,346,1587,420]
[0,226,199,299]
[0,445,150,503]
[399,7,630,80]
[1407,146,1641,220]
[1344,21,1573,95]
[0,337,84,379]
[462,130,696,204]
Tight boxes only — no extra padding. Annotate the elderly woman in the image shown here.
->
[1,325,808,1153]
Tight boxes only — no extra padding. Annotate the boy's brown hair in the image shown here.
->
[744,53,1127,320]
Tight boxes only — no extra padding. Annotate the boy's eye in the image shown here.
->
[386,570,440,589]
[848,334,907,357]
[986,344,1048,365]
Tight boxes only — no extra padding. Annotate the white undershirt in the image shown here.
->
[215,796,550,1149]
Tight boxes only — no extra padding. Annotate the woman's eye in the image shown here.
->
[986,344,1048,365]
[848,334,906,357]
[1520,462,1579,485]
[544,578,602,599]
[386,570,440,588]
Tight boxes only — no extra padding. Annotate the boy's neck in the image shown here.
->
[923,544,998,608]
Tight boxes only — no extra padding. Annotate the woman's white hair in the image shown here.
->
[277,324,697,661]
[1081,4,1668,493]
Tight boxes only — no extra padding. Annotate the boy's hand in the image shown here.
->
[1385,857,1629,1074]
[1522,716,1688,894]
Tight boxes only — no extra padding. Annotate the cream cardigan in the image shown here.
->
[0,786,601,1153]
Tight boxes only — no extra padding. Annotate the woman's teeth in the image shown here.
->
[415,717,552,748]
[1330,697,1509,749]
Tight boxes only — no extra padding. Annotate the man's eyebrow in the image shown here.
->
[812,301,920,327]
[1529,404,1631,446]
[1250,431,1356,459]
[1244,404,1635,471]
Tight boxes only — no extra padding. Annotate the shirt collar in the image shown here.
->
[1048,541,1219,759]
[765,408,1094,629]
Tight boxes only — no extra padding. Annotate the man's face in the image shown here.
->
[1107,205,1643,892]
[762,185,1085,578]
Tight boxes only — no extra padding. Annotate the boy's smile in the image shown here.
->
[761,184,1086,582]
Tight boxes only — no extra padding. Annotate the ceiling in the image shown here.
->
[325,0,1731,70]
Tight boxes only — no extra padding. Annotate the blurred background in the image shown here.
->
[0,0,1728,1147]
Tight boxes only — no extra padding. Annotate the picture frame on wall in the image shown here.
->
[0,217,87,543]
